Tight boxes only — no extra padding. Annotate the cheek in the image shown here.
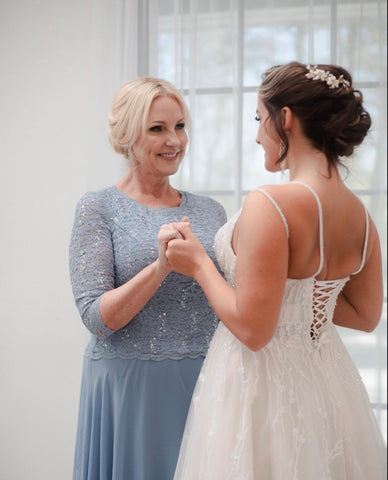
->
[268,138,279,158]
[180,130,188,148]
[131,143,142,160]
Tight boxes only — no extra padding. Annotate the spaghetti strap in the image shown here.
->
[256,188,289,239]
[352,203,369,275]
[290,181,324,277]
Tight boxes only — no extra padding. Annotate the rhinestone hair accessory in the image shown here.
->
[305,64,351,89]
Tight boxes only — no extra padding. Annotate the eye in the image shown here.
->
[175,122,185,130]
[255,115,261,123]
[149,125,162,132]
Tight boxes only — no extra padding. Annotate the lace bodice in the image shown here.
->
[214,183,369,349]
[69,186,227,360]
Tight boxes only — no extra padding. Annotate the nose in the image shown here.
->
[166,130,180,146]
[256,134,261,145]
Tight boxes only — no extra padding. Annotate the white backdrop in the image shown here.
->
[0,1,124,478]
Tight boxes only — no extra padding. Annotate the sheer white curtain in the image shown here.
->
[92,0,387,439]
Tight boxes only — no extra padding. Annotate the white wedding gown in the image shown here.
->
[174,183,386,480]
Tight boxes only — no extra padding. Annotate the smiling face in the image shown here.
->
[255,96,282,172]
[131,95,188,178]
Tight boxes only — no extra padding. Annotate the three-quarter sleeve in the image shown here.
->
[69,192,116,338]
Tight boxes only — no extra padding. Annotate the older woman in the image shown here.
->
[69,77,226,480]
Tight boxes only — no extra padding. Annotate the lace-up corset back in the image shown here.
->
[309,277,347,344]
[214,182,369,349]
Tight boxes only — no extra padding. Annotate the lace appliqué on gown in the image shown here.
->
[174,192,386,480]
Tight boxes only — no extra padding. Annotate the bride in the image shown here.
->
[162,62,386,479]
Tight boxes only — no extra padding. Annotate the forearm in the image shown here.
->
[333,292,382,332]
[100,259,171,331]
[194,257,271,351]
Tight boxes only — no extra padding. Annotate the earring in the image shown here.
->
[279,140,286,157]
[279,141,287,178]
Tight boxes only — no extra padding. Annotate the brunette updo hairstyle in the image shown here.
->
[108,77,191,159]
[258,62,371,169]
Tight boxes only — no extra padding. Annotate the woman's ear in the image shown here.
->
[281,106,293,131]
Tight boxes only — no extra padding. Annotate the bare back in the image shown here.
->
[258,181,370,281]
[231,176,382,333]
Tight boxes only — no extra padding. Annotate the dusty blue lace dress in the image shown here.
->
[69,186,226,480]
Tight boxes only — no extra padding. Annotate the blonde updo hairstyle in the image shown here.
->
[108,77,191,160]
[258,62,371,170]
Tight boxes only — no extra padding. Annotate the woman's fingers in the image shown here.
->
[172,219,193,240]
[158,224,183,242]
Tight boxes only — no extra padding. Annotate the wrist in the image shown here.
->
[154,258,172,278]
[194,254,213,282]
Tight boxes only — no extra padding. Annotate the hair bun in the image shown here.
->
[259,62,372,166]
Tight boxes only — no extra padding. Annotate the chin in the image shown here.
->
[162,164,181,176]
[264,161,277,173]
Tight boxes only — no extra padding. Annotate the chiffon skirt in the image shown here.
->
[73,356,203,480]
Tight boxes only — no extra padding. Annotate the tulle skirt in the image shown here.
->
[73,356,203,480]
[174,323,387,480]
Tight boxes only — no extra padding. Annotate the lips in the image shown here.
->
[158,152,180,158]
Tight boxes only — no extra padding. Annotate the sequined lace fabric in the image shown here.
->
[174,186,386,480]
[69,186,227,360]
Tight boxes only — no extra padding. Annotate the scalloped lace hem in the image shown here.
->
[83,350,207,361]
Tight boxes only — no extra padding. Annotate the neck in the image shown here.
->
[288,155,331,182]
[116,168,181,207]
[284,136,335,183]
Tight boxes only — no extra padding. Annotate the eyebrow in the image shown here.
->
[149,118,185,124]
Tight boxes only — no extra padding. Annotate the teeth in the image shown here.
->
[160,153,178,157]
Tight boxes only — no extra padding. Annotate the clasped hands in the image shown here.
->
[157,217,207,278]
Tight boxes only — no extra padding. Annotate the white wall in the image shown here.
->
[0,1,123,478]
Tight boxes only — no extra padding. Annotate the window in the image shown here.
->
[131,0,387,438]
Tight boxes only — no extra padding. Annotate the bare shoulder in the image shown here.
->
[242,186,285,213]
[248,183,313,199]
[244,183,314,214]
[239,185,294,236]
